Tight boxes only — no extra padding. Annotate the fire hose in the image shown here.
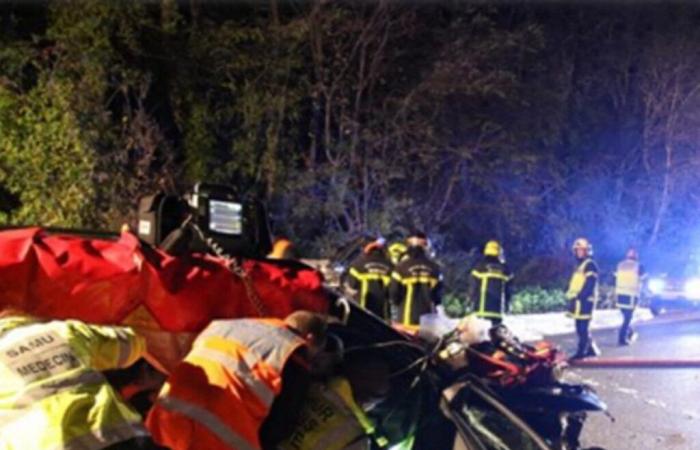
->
[569,358,700,369]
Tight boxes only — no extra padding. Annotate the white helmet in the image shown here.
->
[572,237,593,256]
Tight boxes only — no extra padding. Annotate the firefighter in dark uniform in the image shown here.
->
[615,247,646,346]
[346,238,393,320]
[389,232,443,327]
[468,240,513,326]
[567,237,600,359]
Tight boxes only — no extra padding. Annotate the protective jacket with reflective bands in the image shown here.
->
[468,257,513,320]
[279,377,386,450]
[389,249,442,326]
[146,318,306,450]
[347,250,393,320]
[566,258,599,320]
[615,259,645,309]
[0,316,148,450]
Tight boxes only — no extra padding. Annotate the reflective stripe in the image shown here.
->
[403,283,414,325]
[398,276,439,287]
[472,271,508,318]
[116,340,132,368]
[471,271,511,281]
[158,395,256,450]
[567,299,593,320]
[350,269,390,309]
[190,347,275,408]
[617,295,638,310]
[201,320,302,374]
[13,370,105,408]
[58,422,149,450]
[349,268,369,309]
[351,272,390,282]
[398,274,438,325]
[479,274,489,316]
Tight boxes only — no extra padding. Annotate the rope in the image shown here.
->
[190,222,268,317]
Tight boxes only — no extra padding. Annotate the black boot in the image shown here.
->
[585,340,601,357]
[571,334,590,360]
[618,330,630,346]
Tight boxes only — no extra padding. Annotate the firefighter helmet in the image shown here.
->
[572,237,593,256]
[406,231,429,249]
[484,240,502,257]
[388,242,407,265]
[363,236,386,254]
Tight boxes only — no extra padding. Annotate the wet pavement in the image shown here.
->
[549,316,700,450]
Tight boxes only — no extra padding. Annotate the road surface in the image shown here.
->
[551,317,700,450]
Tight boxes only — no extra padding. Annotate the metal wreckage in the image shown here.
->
[0,184,608,450]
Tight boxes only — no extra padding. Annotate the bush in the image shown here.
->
[442,293,467,318]
[515,255,572,289]
[510,286,567,314]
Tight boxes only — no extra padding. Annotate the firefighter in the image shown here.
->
[468,240,513,326]
[389,231,443,327]
[345,237,393,320]
[146,311,327,450]
[566,237,601,360]
[615,247,646,346]
[0,307,152,450]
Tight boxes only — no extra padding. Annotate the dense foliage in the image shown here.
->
[2,1,700,294]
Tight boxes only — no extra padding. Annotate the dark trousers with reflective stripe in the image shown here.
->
[575,319,591,356]
[617,295,636,344]
[619,309,634,343]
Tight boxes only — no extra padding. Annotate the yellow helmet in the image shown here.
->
[388,242,407,265]
[484,240,502,258]
[572,237,592,256]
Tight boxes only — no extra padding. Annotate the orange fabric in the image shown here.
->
[146,319,305,450]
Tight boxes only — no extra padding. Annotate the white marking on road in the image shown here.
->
[644,398,668,409]
[615,387,639,397]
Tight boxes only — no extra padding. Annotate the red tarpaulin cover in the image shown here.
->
[0,227,329,369]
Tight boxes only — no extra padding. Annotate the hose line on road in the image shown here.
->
[569,358,700,369]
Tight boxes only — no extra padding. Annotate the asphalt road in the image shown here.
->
[550,316,700,450]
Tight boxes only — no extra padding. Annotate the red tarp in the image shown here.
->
[0,227,329,369]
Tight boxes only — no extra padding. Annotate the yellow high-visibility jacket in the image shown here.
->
[566,258,599,320]
[0,315,148,450]
[615,259,642,297]
[279,377,383,450]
